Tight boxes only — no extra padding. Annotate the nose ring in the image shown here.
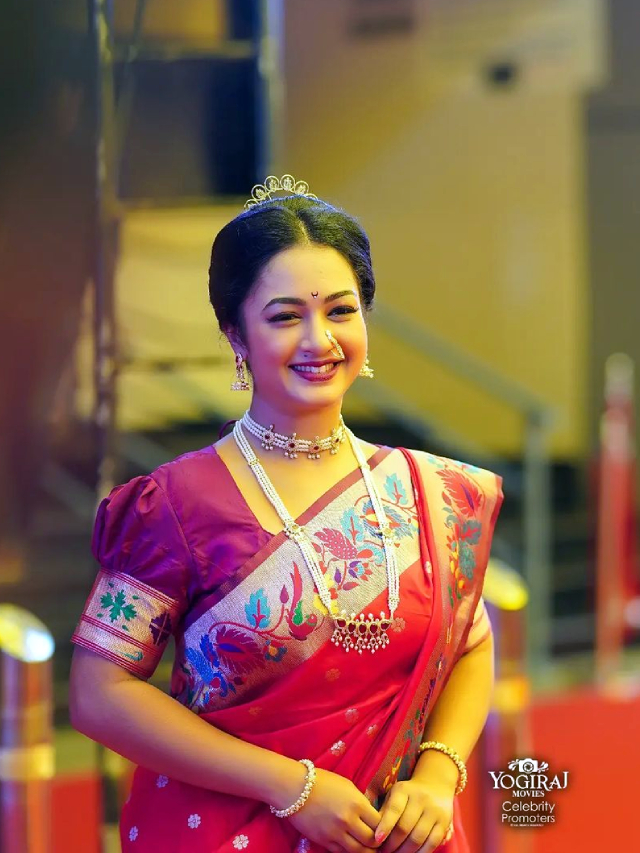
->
[325,330,345,360]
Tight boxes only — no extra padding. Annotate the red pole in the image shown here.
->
[595,354,636,688]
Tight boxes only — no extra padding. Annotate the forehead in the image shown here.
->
[251,245,358,299]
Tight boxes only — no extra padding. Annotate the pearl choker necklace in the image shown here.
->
[233,417,399,653]
[241,411,346,460]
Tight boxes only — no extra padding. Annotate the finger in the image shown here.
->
[348,817,378,847]
[374,788,409,846]
[381,804,432,853]
[359,800,383,831]
[417,821,452,852]
[394,818,436,853]
[335,833,383,853]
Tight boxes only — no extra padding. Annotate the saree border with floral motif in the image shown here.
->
[357,449,504,802]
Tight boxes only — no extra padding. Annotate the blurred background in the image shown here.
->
[0,0,638,850]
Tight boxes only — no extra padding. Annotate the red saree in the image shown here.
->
[72,445,503,852]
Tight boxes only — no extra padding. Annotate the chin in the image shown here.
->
[282,376,350,411]
[287,386,346,412]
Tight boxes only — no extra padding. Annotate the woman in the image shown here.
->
[70,177,503,853]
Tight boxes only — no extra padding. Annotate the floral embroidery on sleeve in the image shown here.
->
[98,584,139,627]
[72,570,182,679]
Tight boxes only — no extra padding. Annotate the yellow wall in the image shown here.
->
[277,0,606,458]
[113,0,225,43]
[76,207,237,431]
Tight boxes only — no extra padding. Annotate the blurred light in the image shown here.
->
[484,558,529,611]
[625,596,640,629]
[0,605,55,662]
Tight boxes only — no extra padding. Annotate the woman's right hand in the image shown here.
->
[287,767,381,852]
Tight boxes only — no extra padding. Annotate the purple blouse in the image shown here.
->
[73,445,490,687]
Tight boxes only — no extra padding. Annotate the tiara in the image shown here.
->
[244,174,318,210]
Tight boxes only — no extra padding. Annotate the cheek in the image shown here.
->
[246,327,296,368]
[341,321,368,357]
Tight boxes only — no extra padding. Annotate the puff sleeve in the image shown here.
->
[72,475,195,679]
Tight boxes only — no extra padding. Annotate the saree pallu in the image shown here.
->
[72,446,503,852]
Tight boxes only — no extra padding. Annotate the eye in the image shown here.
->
[268,312,300,323]
[330,305,359,316]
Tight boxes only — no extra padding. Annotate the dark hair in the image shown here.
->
[208,195,375,340]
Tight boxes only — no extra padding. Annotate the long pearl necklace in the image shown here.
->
[233,418,400,653]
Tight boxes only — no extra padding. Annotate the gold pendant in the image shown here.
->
[331,611,392,654]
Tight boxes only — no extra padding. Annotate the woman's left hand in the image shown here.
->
[372,778,454,852]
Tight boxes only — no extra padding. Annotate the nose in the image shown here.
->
[302,313,333,356]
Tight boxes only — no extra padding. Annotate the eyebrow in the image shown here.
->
[262,289,357,311]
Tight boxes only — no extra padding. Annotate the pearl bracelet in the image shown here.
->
[270,759,317,818]
[417,741,467,795]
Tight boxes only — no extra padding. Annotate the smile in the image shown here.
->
[290,363,340,381]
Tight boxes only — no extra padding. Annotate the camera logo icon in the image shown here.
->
[507,758,549,774]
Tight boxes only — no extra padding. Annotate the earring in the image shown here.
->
[359,357,374,379]
[231,353,250,391]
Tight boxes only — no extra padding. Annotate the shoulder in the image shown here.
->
[148,443,223,500]
[94,444,227,532]
[92,444,224,575]
[398,448,503,503]
[359,438,381,459]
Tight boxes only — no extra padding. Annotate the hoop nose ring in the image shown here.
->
[325,330,345,360]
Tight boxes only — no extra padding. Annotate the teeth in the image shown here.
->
[292,364,336,374]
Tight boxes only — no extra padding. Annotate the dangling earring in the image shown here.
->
[231,353,250,391]
[359,357,374,379]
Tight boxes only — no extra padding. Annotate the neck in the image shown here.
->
[247,398,344,439]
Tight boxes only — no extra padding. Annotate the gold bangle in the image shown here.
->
[417,741,467,795]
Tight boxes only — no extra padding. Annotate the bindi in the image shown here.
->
[311,291,319,298]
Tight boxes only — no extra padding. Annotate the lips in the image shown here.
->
[291,363,336,373]
[290,360,340,369]
[290,362,341,382]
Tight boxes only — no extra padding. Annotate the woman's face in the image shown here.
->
[236,245,368,418]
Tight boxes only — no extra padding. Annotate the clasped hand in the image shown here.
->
[373,777,454,853]
[288,769,454,853]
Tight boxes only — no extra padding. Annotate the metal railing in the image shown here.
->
[367,301,556,681]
